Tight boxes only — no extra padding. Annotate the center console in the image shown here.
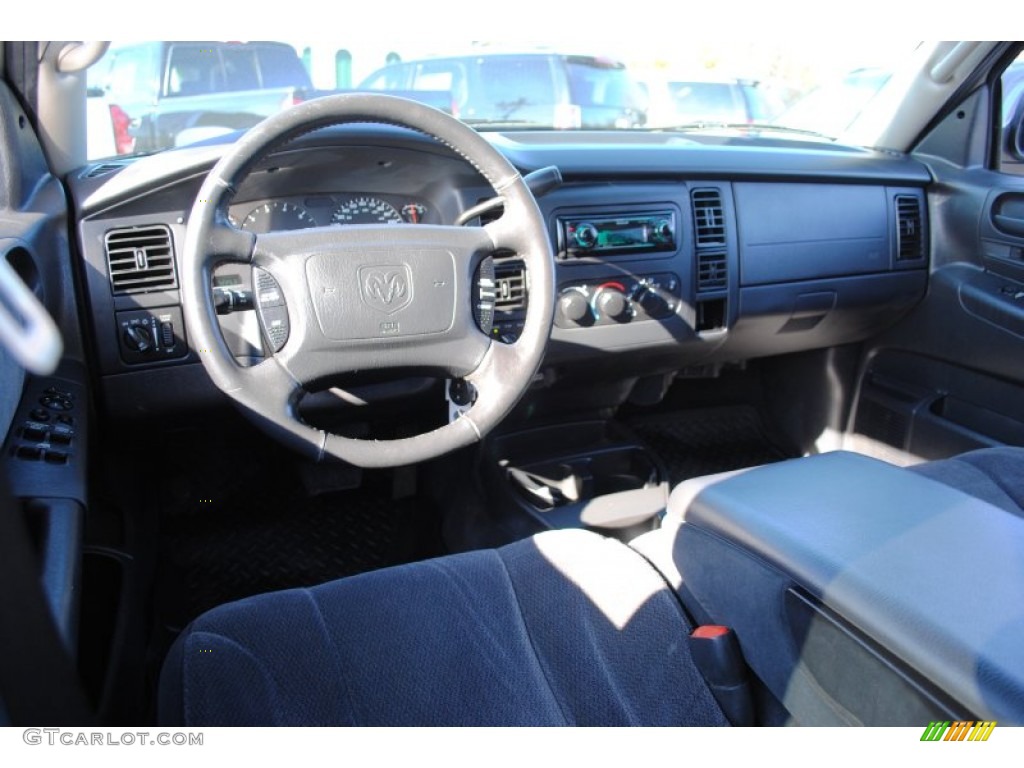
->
[634,451,1024,725]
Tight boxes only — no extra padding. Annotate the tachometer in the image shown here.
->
[332,197,402,225]
[241,201,317,233]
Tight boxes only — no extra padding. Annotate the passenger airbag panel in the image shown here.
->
[736,183,890,285]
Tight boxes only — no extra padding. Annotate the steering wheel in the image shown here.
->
[181,94,555,468]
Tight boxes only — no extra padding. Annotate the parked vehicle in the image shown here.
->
[643,77,786,128]
[87,41,316,154]
[359,52,648,129]
[87,41,452,157]
[85,87,117,158]
[772,67,892,139]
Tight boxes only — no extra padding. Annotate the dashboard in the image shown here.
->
[66,125,932,420]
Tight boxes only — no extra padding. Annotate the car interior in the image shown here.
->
[2,39,1024,727]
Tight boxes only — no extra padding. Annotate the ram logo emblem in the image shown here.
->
[358,265,413,314]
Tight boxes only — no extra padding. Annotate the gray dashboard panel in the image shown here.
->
[66,128,932,415]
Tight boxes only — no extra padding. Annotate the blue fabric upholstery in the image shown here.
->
[908,447,1024,518]
[159,529,728,726]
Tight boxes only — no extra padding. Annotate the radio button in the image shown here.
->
[573,222,599,250]
[653,219,674,242]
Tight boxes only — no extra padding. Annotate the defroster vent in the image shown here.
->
[81,161,127,179]
[895,195,923,262]
[105,225,177,294]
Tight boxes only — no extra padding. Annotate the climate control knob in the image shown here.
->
[638,287,670,318]
[558,290,592,325]
[595,287,630,322]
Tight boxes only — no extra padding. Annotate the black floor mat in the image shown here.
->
[151,429,442,627]
[627,405,794,486]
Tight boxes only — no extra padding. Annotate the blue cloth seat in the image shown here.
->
[907,447,1024,518]
[159,528,729,726]
[161,446,1024,726]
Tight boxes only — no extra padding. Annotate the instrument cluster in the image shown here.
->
[229,194,432,234]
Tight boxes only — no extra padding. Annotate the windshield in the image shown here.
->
[85,40,919,160]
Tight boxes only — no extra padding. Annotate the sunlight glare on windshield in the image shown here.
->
[83,36,918,159]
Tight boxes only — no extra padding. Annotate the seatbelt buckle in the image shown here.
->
[689,625,755,726]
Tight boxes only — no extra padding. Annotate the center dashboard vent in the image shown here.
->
[692,189,725,247]
[494,258,526,311]
[104,225,177,294]
[895,195,923,261]
[691,188,727,292]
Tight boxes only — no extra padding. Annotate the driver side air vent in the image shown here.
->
[692,188,728,292]
[494,259,526,311]
[895,195,923,261]
[105,225,178,295]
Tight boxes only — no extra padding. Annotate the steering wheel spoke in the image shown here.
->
[182,93,555,467]
[205,219,256,267]
[231,357,328,461]
[482,215,526,255]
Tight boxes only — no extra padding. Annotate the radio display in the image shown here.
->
[571,221,648,247]
[560,211,675,258]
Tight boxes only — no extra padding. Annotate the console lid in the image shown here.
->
[670,451,1024,724]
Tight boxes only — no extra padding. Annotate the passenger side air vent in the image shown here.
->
[895,195,923,261]
[494,259,526,311]
[691,188,728,292]
[105,225,178,295]
[691,188,725,247]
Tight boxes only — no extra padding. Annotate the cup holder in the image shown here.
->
[505,447,659,510]
[486,421,669,542]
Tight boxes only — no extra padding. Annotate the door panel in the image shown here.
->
[850,84,1024,461]
[0,73,92,693]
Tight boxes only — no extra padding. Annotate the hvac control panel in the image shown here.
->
[554,273,682,329]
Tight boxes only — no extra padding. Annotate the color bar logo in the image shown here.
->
[920,721,996,741]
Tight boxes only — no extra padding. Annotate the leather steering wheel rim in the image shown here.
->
[181,93,555,468]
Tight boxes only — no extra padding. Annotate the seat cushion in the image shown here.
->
[908,447,1024,518]
[160,528,727,726]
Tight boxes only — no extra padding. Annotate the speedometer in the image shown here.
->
[332,197,402,225]
[241,201,316,233]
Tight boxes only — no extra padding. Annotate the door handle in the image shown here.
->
[993,213,1024,237]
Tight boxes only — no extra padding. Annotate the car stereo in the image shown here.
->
[558,211,676,258]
